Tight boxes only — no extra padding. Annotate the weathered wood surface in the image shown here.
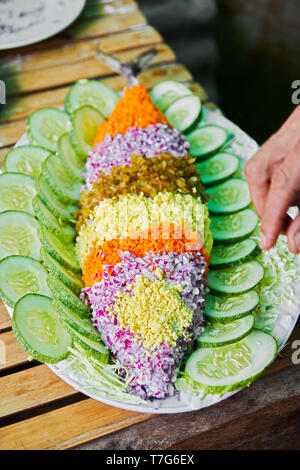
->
[0,0,299,451]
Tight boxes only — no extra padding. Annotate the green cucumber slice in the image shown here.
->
[232,158,246,180]
[165,95,201,132]
[207,261,264,295]
[195,152,239,186]
[12,294,72,363]
[205,291,259,323]
[197,314,254,347]
[43,154,82,204]
[58,133,84,182]
[65,79,119,117]
[210,239,261,269]
[41,248,83,295]
[33,195,76,243]
[206,179,251,214]
[185,330,277,394]
[27,108,71,152]
[0,255,51,307]
[70,105,105,160]
[0,210,41,261]
[36,175,78,225]
[3,145,50,179]
[187,125,228,159]
[150,80,192,112]
[61,319,109,364]
[39,225,81,273]
[47,273,90,318]
[0,173,36,215]
[210,209,259,244]
[54,298,100,342]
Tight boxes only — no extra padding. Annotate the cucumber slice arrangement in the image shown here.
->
[33,195,76,243]
[39,225,81,273]
[0,255,51,307]
[27,108,71,152]
[41,248,83,295]
[150,80,192,112]
[210,239,261,269]
[36,175,78,225]
[210,209,259,243]
[185,330,277,394]
[196,152,239,186]
[0,173,36,215]
[43,154,82,204]
[70,105,105,160]
[197,314,255,347]
[204,291,259,323]
[54,298,100,342]
[187,125,228,159]
[207,261,264,295]
[165,95,201,132]
[2,145,50,179]
[47,273,91,318]
[64,79,119,117]
[206,179,251,214]
[58,133,85,182]
[12,294,72,363]
[0,211,41,261]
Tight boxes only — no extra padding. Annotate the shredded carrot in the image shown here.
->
[93,85,169,146]
[82,222,209,287]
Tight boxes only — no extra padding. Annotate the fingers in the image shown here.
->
[260,142,300,249]
[286,213,300,253]
[244,152,269,218]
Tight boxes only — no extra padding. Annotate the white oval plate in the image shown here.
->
[4,107,300,414]
[0,0,86,50]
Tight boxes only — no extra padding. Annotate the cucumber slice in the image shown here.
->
[204,291,259,323]
[43,154,82,204]
[36,175,78,225]
[54,298,100,341]
[232,158,246,181]
[207,261,264,295]
[0,210,41,261]
[206,179,251,214]
[210,239,261,269]
[185,330,277,394]
[150,80,192,112]
[210,209,259,244]
[3,145,50,179]
[187,125,228,159]
[47,273,91,318]
[41,248,83,295]
[0,255,51,307]
[65,79,119,117]
[165,95,201,132]
[27,108,71,152]
[39,225,81,273]
[195,152,239,186]
[58,133,84,182]
[61,319,109,364]
[197,314,254,347]
[12,294,72,363]
[70,105,105,160]
[0,173,36,215]
[32,195,76,243]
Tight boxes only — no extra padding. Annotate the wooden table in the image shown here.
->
[0,0,299,450]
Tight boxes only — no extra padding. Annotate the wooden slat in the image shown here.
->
[0,303,11,332]
[0,330,29,371]
[0,398,152,450]
[0,365,78,418]
[0,64,193,147]
[4,43,175,96]
[0,26,162,76]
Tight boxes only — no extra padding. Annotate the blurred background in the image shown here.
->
[139,0,300,145]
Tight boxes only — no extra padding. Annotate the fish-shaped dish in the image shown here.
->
[1,54,299,413]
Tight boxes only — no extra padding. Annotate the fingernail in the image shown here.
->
[295,233,300,253]
[260,233,267,249]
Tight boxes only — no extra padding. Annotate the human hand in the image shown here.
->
[244,105,300,253]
